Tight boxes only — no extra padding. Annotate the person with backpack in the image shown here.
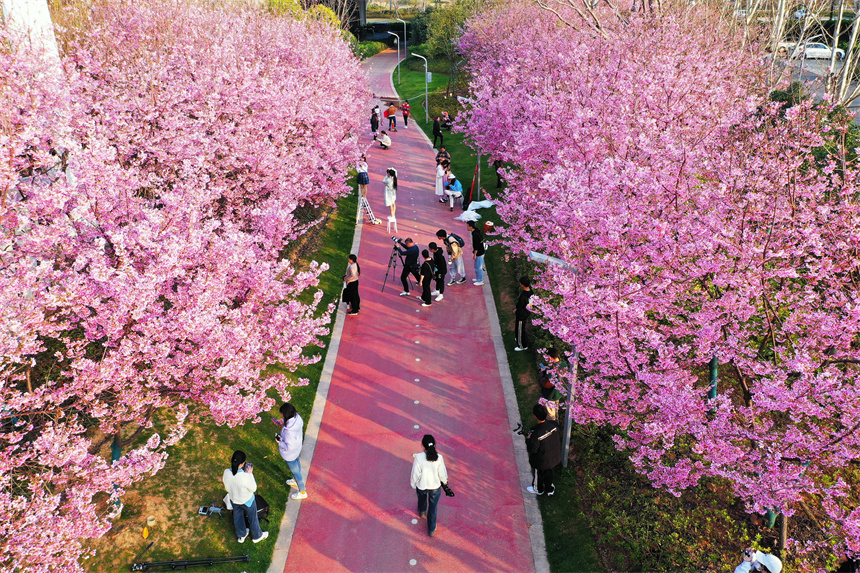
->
[428,242,447,302]
[436,229,466,285]
[419,249,435,307]
[515,276,532,351]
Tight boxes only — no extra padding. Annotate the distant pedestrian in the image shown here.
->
[223,450,269,543]
[275,403,309,500]
[383,168,398,217]
[356,154,369,198]
[370,107,379,136]
[402,100,410,128]
[525,404,561,496]
[435,159,447,203]
[379,131,392,150]
[429,242,447,301]
[343,254,361,315]
[466,220,485,285]
[436,229,466,285]
[388,103,398,131]
[420,249,434,307]
[433,117,443,148]
[515,277,532,351]
[410,434,449,537]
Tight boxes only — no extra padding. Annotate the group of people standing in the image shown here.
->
[370,101,410,151]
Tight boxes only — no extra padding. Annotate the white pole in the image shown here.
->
[385,31,401,85]
[413,53,429,123]
[396,17,407,55]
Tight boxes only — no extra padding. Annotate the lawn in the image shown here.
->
[393,57,604,573]
[82,185,359,573]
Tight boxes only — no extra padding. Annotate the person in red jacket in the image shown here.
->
[402,100,410,128]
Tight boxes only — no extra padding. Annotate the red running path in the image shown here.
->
[283,50,537,573]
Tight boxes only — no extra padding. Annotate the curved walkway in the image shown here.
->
[272,50,543,573]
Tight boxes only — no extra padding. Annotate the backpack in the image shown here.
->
[448,233,466,248]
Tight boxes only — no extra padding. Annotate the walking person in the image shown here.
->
[419,249,434,307]
[396,238,421,297]
[467,220,485,286]
[356,155,369,198]
[402,100,410,128]
[436,229,466,285]
[383,168,398,217]
[432,116,443,148]
[222,450,269,543]
[429,242,447,301]
[388,102,397,131]
[525,404,562,496]
[343,254,361,315]
[515,277,532,351]
[370,107,379,138]
[275,402,309,500]
[410,434,449,537]
[435,159,447,203]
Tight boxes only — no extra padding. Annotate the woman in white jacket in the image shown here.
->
[410,434,449,537]
[222,450,268,543]
[276,402,308,500]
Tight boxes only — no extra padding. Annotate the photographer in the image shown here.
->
[734,549,782,573]
[396,237,421,297]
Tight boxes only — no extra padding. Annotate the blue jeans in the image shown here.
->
[286,457,306,491]
[416,487,442,534]
[232,496,263,541]
[474,255,484,282]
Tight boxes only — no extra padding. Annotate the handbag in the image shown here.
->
[441,482,455,497]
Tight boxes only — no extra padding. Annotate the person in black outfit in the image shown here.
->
[515,276,532,351]
[396,238,421,296]
[428,242,447,302]
[466,220,485,285]
[433,117,443,149]
[419,250,434,307]
[525,404,562,496]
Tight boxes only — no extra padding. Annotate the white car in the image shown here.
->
[795,42,845,60]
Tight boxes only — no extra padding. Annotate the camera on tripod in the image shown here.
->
[391,235,401,242]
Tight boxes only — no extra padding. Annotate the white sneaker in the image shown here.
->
[514,346,528,351]
[431,290,440,296]
[421,303,431,307]
[238,534,248,543]
[473,281,484,286]
[446,280,456,286]
[399,291,410,296]
[526,486,543,495]
[252,531,269,543]
[435,294,444,301]
[286,478,297,488]
[291,491,308,500]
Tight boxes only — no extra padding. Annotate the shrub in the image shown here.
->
[355,41,388,60]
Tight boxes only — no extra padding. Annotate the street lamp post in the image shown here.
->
[396,17,407,55]
[413,53,429,123]
[527,251,579,468]
[386,31,401,85]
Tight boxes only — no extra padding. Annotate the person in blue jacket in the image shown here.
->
[444,174,463,212]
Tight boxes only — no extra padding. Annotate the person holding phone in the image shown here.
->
[222,450,268,543]
[275,402,308,500]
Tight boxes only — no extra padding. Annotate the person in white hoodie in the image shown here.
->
[275,402,308,500]
[222,450,268,543]
[733,548,783,573]
[410,434,449,537]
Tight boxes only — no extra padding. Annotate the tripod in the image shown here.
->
[382,244,414,293]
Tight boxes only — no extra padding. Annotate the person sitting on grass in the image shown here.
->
[441,111,453,129]
[379,131,392,150]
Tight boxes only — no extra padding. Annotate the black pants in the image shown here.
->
[403,113,409,127]
[401,266,420,292]
[515,317,528,348]
[389,116,396,130]
[421,279,432,305]
[433,132,443,148]
[434,273,446,294]
[532,467,554,495]
[344,281,360,312]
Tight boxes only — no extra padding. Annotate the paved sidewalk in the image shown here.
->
[282,50,539,572]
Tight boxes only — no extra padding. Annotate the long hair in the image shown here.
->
[280,402,297,423]
[230,450,247,475]
[387,168,398,189]
[422,434,438,462]
[349,254,360,276]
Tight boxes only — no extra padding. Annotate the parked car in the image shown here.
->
[793,41,845,60]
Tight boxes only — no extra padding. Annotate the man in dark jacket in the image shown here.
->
[525,404,562,496]
[396,238,420,296]
[433,117,444,149]
[419,249,435,307]
[428,242,447,302]
[515,277,532,351]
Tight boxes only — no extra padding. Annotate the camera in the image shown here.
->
[512,422,526,436]
[391,236,400,242]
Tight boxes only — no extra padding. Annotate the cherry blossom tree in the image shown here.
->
[0,0,366,570]
[460,0,860,564]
